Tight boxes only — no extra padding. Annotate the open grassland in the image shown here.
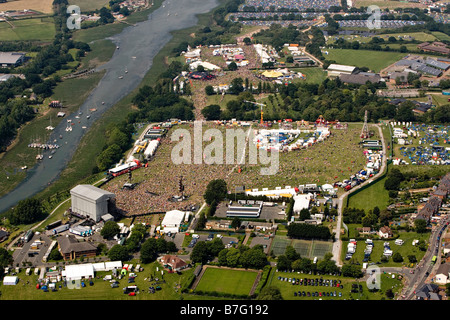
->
[325,49,406,72]
[0,0,54,13]
[68,0,109,12]
[195,267,258,296]
[0,18,55,41]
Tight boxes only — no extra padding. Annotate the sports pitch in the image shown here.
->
[195,267,259,296]
[271,236,333,259]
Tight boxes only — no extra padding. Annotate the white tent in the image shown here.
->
[321,184,334,192]
[293,194,311,214]
[64,264,94,281]
[105,261,122,271]
[3,276,18,285]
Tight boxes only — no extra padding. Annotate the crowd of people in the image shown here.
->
[102,122,368,215]
[241,0,340,12]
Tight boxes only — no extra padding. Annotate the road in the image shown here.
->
[399,217,450,300]
[331,124,387,266]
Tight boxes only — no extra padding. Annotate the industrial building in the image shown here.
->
[57,235,97,261]
[70,185,115,222]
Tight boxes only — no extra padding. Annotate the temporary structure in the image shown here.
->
[3,276,18,285]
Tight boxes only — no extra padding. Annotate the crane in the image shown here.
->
[243,100,266,125]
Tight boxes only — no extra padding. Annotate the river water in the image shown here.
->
[0,0,219,213]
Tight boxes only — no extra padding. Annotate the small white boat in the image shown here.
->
[48,155,53,159]
[119,76,123,79]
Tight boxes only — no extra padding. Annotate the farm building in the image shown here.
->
[70,185,115,222]
[0,52,25,67]
[327,64,357,78]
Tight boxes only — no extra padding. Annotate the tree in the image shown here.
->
[100,221,120,239]
[231,217,241,229]
[204,179,228,205]
[9,198,43,225]
[0,247,13,268]
[393,252,403,263]
[299,208,310,220]
[201,104,221,120]
[257,286,283,300]
[243,37,252,45]
[140,238,158,263]
[226,247,241,267]
[228,61,238,71]
[205,85,215,96]
[108,245,129,261]
[276,255,291,271]
[414,219,427,233]
[191,241,211,264]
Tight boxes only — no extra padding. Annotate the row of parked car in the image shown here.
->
[294,290,342,298]
[278,276,343,288]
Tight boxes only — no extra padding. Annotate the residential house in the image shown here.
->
[378,226,393,239]
[159,255,187,272]
[435,263,450,285]
[415,283,441,300]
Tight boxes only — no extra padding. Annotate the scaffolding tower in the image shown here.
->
[361,110,370,139]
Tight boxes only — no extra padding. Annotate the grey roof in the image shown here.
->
[339,73,381,85]
[0,52,24,65]
[70,184,115,201]
[58,235,97,254]
[436,263,450,276]
[425,58,450,70]
[413,64,442,76]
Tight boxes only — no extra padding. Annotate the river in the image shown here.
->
[0,0,219,213]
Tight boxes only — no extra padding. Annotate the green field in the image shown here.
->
[0,260,200,300]
[271,236,333,259]
[195,267,258,296]
[270,270,403,300]
[293,67,327,84]
[347,176,390,212]
[325,49,406,72]
[0,18,55,41]
[341,231,429,267]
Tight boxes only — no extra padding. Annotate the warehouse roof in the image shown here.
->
[58,235,97,255]
[327,64,356,73]
[70,184,115,202]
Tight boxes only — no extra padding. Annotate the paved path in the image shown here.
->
[331,124,387,266]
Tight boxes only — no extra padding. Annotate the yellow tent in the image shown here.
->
[262,70,283,78]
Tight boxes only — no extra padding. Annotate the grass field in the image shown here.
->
[69,0,109,12]
[292,67,327,84]
[325,49,406,72]
[0,18,55,41]
[0,0,54,13]
[347,175,390,212]
[271,236,333,259]
[195,267,258,296]
[0,260,200,300]
[341,231,429,267]
[270,270,403,300]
